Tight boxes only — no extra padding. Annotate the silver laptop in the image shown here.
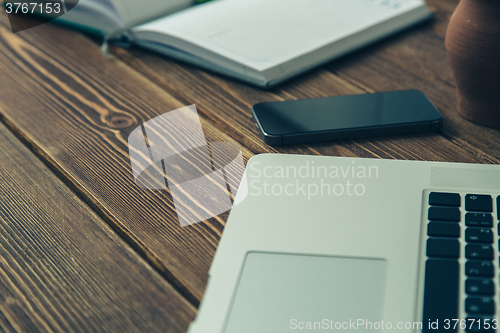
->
[189,154,500,333]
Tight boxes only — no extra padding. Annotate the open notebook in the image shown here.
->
[58,0,432,87]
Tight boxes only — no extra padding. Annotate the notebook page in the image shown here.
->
[134,0,425,71]
[56,0,124,33]
[111,0,193,29]
[81,0,121,22]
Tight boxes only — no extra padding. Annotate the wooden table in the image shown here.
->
[1,0,499,331]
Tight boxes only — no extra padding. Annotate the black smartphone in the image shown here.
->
[252,90,443,146]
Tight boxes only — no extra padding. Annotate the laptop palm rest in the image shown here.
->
[223,252,388,333]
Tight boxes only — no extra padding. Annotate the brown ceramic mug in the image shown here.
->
[445,0,500,128]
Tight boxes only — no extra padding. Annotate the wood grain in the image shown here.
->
[111,0,500,165]
[0,122,195,332]
[1,0,500,324]
[111,33,494,165]
[326,0,500,162]
[0,12,252,305]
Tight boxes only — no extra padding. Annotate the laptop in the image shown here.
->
[188,154,500,333]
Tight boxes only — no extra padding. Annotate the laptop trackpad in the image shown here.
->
[224,252,388,333]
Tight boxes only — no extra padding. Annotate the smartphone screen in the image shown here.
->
[252,90,442,145]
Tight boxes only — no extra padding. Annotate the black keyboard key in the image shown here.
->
[429,192,461,207]
[466,194,493,212]
[466,228,494,243]
[428,222,460,238]
[423,259,459,333]
[466,244,494,260]
[466,279,495,295]
[466,297,495,314]
[428,207,461,222]
[466,213,493,227]
[466,261,494,277]
[497,196,500,220]
[427,238,460,258]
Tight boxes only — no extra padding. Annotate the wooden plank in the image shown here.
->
[0,13,252,304]
[426,0,459,37]
[110,0,496,165]
[111,43,493,164]
[325,0,500,162]
[112,48,354,157]
[0,0,496,309]
[0,122,195,332]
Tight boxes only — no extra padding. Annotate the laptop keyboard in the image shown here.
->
[423,192,499,332]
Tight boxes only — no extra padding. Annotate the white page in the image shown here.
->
[80,0,120,21]
[134,0,425,71]
[56,0,124,33]
[112,0,193,28]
